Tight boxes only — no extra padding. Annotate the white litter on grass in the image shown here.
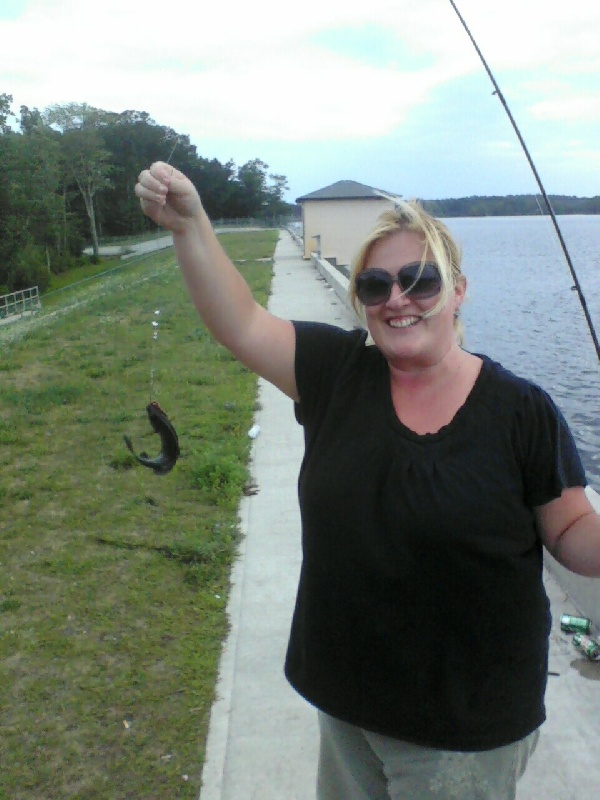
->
[248,424,261,439]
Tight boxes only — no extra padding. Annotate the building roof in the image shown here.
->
[295,180,394,203]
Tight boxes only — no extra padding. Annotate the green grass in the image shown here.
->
[0,230,278,799]
[47,258,124,293]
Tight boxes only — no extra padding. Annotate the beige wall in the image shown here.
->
[301,198,393,267]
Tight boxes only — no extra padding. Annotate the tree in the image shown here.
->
[263,173,293,220]
[232,158,270,217]
[0,95,297,289]
[187,157,238,219]
[7,239,52,292]
[97,111,198,236]
[0,110,66,291]
[19,105,84,268]
[19,104,45,135]
[0,92,13,133]
[226,160,295,220]
[44,103,114,260]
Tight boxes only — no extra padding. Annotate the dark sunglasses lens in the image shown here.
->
[355,270,392,306]
[399,263,441,298]
[356,264,442,306]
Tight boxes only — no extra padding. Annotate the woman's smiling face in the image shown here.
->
[363,229,466,370]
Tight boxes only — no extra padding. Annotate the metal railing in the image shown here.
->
[0,286,41,320]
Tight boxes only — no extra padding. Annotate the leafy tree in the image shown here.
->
[0,92,14,133]
[0,94,295,289]
[8,239,52,292]
[97,110,184,236]
[19,104,45,135]
[0,112,65,291]
[232,158,270,217]
[18,106,77,262]
[263,173,292,220]
[187,157,238,220]
[44,103,114,260]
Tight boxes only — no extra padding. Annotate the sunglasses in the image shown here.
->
[355,262,442,306]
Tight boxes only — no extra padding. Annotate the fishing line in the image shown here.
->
[165,137,180,166]
[150,309,160,400]
[146,135,182,400]
[448,0,600,362]
[119,137,182,475]
[146,136,181,399]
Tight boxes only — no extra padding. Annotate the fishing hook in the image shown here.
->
[448,0,600,362]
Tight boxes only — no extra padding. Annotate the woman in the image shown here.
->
[135,162,600,799]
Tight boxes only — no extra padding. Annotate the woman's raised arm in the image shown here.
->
[135,162,298,400]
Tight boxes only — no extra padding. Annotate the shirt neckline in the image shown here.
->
[381,351,491,442]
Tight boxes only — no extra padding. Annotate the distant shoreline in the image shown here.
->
[421,194,599,217]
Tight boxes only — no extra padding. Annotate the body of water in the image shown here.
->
[445,214,600,490]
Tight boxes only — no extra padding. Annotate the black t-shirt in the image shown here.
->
[285,321,586,751]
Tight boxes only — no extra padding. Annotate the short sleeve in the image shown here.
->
[518,385,587,507]
[292,321,367,425]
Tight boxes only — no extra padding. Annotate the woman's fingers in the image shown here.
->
[135,167,168,205]
[135,162,201,226]
[164,167,191,197]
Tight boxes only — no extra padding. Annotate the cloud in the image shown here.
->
[4,0,598,136]
[2,0,599,197]
[0,0,465,141]
[531,96,600,123]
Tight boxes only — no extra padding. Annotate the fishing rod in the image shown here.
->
[448,0,600,362]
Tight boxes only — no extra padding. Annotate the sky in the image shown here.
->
[1,0,599,202]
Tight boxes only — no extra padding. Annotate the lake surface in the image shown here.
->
[444,215,600,490]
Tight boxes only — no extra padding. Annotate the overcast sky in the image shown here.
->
[2,0,599,202]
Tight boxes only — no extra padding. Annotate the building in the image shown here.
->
[295,180,397,268]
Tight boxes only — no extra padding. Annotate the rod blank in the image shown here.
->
[448,0,600,362]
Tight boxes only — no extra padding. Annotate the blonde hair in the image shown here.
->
[349,198,465,343]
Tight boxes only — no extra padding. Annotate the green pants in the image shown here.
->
[317,712,539,800]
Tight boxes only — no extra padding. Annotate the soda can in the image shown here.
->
[560,614,592,634]
[572,633,600,661]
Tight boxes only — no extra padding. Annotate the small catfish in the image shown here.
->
[124,401,180,475]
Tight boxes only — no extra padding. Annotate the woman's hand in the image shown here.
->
[135,161,203,233]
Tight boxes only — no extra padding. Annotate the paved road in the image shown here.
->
[83,235,173,259]
[85,228,270,259]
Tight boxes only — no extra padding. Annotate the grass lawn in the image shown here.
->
[0,230,279,799]
[46,258,126,296]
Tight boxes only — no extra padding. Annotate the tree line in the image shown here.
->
[2,89,597,296]
[423,194,600,218]
[0,93,295,294]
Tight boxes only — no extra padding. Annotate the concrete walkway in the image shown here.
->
[198,230,600,800]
